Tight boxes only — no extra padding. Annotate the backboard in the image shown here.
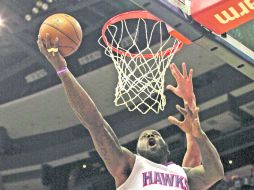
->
[129,0,254,80]
[162,0,191,15]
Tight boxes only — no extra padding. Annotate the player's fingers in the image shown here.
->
[37,35,42,50]
[170,64,180,81]
[176,104,187,116]
[170,64,180,80]
[188,68,193,82]
[45,33,51,49]
[168,116,182,126]
[172,63,183,78]
[184,101,188,109]
[184,102,193,116]
[182,62,187,78]
[52,37,61,56]
[166,85,177,94]
[37,35,42,47]
[37,35,47,54]
[53,37,59,48]
[193,107,200,118]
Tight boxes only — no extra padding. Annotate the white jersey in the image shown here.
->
[117,155,189,190]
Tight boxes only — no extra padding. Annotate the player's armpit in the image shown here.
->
[88,120,135,187]
[184,166,209,190]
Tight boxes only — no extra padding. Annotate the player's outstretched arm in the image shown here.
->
[168,103,224,190]
[166,63,201,167]
[37,34,135,187]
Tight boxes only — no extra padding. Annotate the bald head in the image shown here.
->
[136,129,170,163]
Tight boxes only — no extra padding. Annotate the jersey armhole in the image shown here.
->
[116,155,138,190]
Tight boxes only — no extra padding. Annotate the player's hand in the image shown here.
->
[168,102,204,139]
[166,63,196,109]
[37,33,67,71]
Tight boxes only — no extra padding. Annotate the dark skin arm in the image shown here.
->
[37,34,135,188]
[167,63,201,167]
[168,103,224,190]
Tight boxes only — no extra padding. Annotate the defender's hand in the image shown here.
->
[168,103,204,139]
[37,33,67,71]
[166,63,195,108]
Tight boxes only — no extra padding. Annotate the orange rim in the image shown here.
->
[101,10,189,58]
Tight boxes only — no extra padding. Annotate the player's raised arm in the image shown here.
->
[168,103,224,190]
[167,63,201,167]
[37,34,135,187]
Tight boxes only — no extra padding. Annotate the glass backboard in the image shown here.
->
[229,19,254,51]
[129,0,254,80]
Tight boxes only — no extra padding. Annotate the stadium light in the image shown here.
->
[25,14,32,21]
[0,17,4,27]
[32,7,39,14]
[36,0,43,7]
[42,3,49,10]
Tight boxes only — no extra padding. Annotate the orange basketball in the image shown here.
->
[39,13,82,57]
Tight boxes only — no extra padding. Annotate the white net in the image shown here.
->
[99,17,182,114]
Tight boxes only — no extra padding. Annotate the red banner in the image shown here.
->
[191,0,254,34]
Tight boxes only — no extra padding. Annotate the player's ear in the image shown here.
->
[167,149,171,161]
[136,144,140,155]
[165,143,170,157]
[167,148,170,155]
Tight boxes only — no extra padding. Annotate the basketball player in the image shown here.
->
[37,34,224,189]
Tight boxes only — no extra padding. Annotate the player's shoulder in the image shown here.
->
[163,161,175,166]
[182,166,192,174]
[165,162,188,175]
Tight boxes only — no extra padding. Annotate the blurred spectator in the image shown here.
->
[250,167,254,186]
[241,185,254,190]
[0,173,5,190]
[41,164,54,186]
[41,164,70,190]
[0,127,12,154]
[243,177,251,186]
[233,175,242,190]
[214,178,229,190]
[209,166,254,190]
[68,167,83,189]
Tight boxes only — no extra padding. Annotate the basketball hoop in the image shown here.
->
[98,10,189,114]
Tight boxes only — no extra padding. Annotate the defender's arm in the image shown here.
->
[167,63,201,168]
[169,104,224,190]
[184,133,224,190]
